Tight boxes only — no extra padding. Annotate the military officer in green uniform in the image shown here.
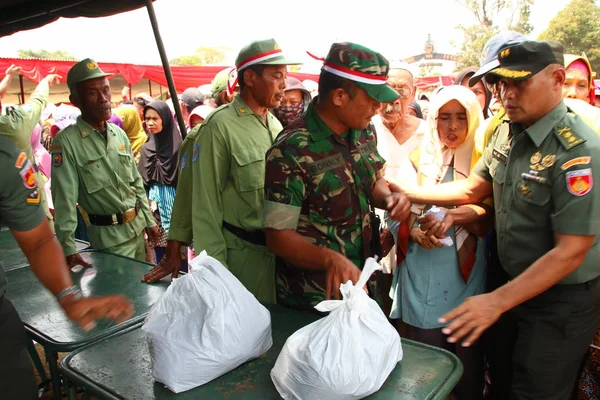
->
[393,41,600,400]
[264,42,411,309]
[51,59,158,268]
[0,135,133,399]
[142,70,238,283]
[0,72,62,226]
[171,39,299,303]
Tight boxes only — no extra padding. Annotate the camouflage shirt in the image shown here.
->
[264,101,385,309]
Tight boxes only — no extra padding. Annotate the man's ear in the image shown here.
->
[219,90,228,105]
[243,69,256,88]
[553,67,566,87]
[69,92,79,108]
[331,88,346,107]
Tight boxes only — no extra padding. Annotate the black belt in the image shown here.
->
[88,201,141,226]
[222,221,266,246]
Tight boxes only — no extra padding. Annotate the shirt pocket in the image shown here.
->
[80,156,111,194]
[491,158,506,184]
[233,148,265,193]
[308,167,355,224]
[514,178,551,207]
[117,150,134,183]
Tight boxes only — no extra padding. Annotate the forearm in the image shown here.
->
[494,246,588,313]
[405,175,492,206]
[165,240,182,259]
[15,220,73,296]
[448,203,491,225]
[0,75,12,99]
[266,228,338,272]
[373,177,392,209]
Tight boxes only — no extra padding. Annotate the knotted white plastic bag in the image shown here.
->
[142,250,272,393]
[271,258,403,400]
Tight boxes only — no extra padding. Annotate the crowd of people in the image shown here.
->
[1,31,600,400]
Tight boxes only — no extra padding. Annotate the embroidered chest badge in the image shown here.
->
[192,144,200,163]
[52,152,63,167]
[566,168,593,196]
[180,154,188,171]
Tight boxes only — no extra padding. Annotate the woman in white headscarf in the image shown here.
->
[389,85,492,400]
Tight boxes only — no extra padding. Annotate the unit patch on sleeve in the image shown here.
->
[566,168,593,196]
[19,160,37,189]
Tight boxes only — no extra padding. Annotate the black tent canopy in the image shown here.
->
[0,0,188,137]
[0,0,147,38]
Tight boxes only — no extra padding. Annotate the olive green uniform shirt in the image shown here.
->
[0,82,53,223]
[191,96,281,263]
[473,102,600,284]
[167,124,201,245]
[0,136,46,296]
[190,96,281,303]
[51,117,154,257]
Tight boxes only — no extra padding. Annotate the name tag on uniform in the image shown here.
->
[357,140,377,157]
[308,153,345,176]
[493,149,508,164]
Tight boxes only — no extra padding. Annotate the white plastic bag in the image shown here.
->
[424,206,453,246]
[142,250,273,393]
[271,258,403,400]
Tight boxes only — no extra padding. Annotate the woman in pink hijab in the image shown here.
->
[30,124,54,211]
[30,124,51,179]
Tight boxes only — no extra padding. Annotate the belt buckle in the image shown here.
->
[123,208,136,224]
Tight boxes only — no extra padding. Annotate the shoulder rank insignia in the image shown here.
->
[14,152,27,168]
[555,124,585,150]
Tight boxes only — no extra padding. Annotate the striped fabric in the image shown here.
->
[148,184,177,232]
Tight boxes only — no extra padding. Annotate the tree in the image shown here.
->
[170,46,228,66]
[17,49,77,60]
[454,0,534,71]
[538,0,600,73]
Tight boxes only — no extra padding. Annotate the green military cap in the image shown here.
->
[235,38,300,71]
[322,42,399,102]
[211,67,236,95]
[487,41,562,82]
[67,58,111,93]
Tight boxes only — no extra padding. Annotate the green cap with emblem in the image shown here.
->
[322,42,399,103]
[235,39,300,70]
[486,41,562,83]
[67,58,112,93]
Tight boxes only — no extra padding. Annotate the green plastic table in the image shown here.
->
[61,305,463,400]
[0,227,89,271]
[6,250,170,400]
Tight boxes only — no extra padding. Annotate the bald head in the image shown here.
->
[388,68,414,86]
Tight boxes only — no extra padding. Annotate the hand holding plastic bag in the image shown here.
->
[143,250,272,393]
[271,258,403,400]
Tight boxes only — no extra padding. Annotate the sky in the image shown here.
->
[0,0,572,72]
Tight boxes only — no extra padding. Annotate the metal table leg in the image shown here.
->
[44,347,62,400]
[26,339,48,382]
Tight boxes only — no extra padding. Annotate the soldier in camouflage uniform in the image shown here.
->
[264,42,412,310]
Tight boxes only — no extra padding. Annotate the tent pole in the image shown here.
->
[144,0,187,138]
[148,79,153,97]
[19,75,25,104]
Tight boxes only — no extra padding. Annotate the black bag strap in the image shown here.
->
[337,146,383,259]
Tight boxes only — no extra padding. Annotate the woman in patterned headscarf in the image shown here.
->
[271,77,311,128]
[389,85,492,400]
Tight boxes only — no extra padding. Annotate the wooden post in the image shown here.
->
[19,75,25,104]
